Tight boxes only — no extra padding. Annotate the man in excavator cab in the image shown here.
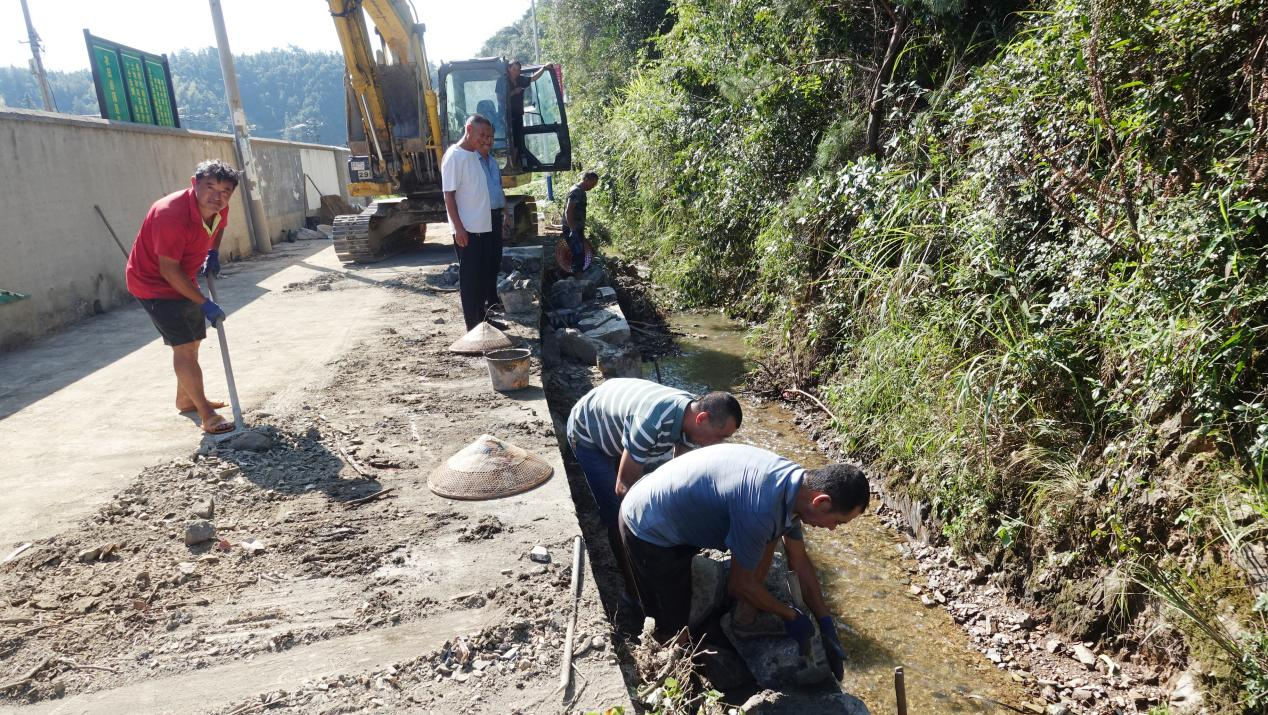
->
[504,60,554,166]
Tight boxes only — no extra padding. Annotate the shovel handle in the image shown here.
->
[203,274,244,430]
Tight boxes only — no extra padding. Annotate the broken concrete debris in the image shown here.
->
[547,260,643,378]
[497,270,536,314]
[227,430,272,452]
[184,520,216,546]
[191,497,215,520]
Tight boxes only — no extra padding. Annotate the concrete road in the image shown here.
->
[0,240,446,549]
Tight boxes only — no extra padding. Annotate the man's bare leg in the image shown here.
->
[734,542,778,625]
[175,382,226,413]
[172,341,228,431]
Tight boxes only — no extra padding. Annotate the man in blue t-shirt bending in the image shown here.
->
[619,443,868,681]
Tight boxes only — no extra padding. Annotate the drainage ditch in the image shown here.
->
[537,258,1030,714]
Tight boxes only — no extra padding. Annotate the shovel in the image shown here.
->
[203,273,245,439]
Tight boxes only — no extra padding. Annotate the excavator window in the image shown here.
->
[518,67,571,172]
[443,68,509,151]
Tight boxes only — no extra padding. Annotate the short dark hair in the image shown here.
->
[465,114,493,129]
[194,159,239,188]
[583,171,600,182]
[696,391,742,430]
[804,463,869,515]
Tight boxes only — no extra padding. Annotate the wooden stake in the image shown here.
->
[895,666,908,715]
[559,535,585,695]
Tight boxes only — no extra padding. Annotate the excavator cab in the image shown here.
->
[438,58,572,175]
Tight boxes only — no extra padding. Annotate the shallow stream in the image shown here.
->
[654,312,1027,714]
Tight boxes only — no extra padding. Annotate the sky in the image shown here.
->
[2,0,534,73]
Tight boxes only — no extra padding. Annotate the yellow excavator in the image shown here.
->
[327,0,573,262]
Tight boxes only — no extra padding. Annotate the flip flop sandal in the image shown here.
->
[202,418,235,435]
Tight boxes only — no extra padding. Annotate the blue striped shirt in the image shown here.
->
[567,378,694,464]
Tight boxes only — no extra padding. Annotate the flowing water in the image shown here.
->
[654,311,1027,714]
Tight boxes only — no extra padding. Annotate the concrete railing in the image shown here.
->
[0,107,352,351]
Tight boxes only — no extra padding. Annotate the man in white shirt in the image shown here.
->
[442,115,495,330]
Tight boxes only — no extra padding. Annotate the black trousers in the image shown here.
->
[488,209,504,308]
[620,519,700,640]
[455,229,496,330]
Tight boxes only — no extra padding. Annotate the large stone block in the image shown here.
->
[597,345,641,378]
[580,305,630,345]
[587,321,631,346]
[558,328,606,364]
[695,551,835,690]
[501,246,544,274]
[578,259,609,287]
[548,278,583,309]
[547,308,580,330]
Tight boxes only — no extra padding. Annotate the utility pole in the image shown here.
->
[208,0,272,254]
[530,0,554,201]
[19,0,56,111]
[529,0,540,63]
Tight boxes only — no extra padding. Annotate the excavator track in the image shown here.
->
[331,209,379,263]
[331,200,426,264]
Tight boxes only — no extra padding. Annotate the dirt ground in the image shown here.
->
[0,239,629,714]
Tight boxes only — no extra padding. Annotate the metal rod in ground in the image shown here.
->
[895,665,908,715]
[203,274,244,430]
[559,535,585,695]
[93,205,130,260]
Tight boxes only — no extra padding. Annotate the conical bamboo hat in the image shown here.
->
[448,321,513,354]
[428,434,554,500]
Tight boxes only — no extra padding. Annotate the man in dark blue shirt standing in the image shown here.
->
[563,171,598,274]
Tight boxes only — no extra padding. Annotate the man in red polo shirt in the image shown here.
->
[126,160,237,435]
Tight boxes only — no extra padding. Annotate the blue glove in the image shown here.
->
[201,249,220,277]
[200,299,226,327]
[783,608,814,648]
[819,615,846,680]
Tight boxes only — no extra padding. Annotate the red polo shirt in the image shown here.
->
[125,188,229,300]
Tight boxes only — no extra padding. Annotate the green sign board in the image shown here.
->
[84,31,180,128]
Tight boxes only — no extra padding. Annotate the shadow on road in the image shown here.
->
[0,242,331,419]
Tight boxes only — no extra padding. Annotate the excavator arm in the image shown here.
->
[327,0,443,192]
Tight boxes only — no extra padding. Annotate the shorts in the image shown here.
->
[138,297,206,346]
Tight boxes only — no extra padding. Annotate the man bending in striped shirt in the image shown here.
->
[567,378,742,599]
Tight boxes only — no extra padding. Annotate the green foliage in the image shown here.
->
[1,47,349,146]
[479,2,549,63]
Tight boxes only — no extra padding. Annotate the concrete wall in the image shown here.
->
[0,108,350,351]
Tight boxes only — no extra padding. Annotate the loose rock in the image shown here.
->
[192,498,215,520]
[184,520,216,546]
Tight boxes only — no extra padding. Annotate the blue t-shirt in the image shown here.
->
[620,444,805,571]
